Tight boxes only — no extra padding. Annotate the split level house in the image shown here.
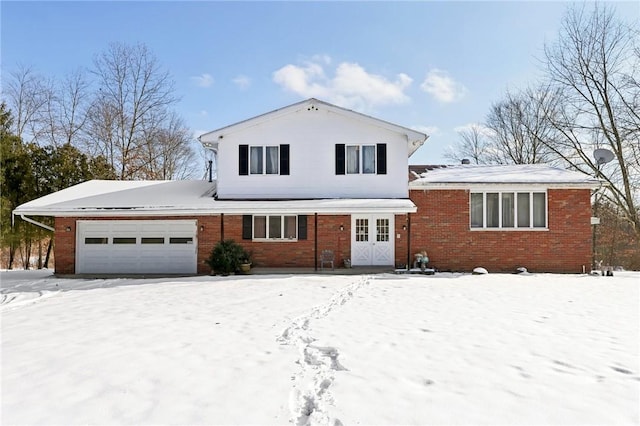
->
[13,98,601,275]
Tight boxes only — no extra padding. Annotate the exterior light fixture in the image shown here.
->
[339,224,344,231]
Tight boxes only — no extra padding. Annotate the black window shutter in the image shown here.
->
[280,144,290,175]
[298,215,307,240]
[376,143,387,175]
[242,215,252,239]
[335,144,345,175]
[239,145,249,175]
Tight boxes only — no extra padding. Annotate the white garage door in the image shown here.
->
[76,220,197,274]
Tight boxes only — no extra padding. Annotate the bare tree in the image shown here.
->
[88,42,178,179]
[38,69,92,147]
[135,112,196,180]
[3,65,52,143]
[542,4,640,237]
[444,124,492,165]
[485,87,557,165]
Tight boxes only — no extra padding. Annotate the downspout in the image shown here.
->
[17,214,55,232]
[314,213,318,271]
[406,213,411,270]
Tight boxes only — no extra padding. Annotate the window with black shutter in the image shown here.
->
[239,145,249,175]
[243,215,306,240]
[298,215,307,240]
[335,144,345,175]
[336,143,386,175]
[376,143,387,174]
[242,215,252,239]
[280,144,290,175]
[241,144,289,175]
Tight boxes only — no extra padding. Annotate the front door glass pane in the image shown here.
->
[356,218,368,242]
[376,218,389,242]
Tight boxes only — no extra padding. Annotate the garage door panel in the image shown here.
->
[76,220,197,274]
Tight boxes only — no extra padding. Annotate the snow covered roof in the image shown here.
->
[13,180,416,217]
[198,98,428,156]
[409,164,602,189]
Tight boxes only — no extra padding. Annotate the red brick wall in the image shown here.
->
[54,217,76,275]
[219,214,351,268]
[409,188,592,273]
[54,214,356,273]
[55,193,592,275]
[396,214,410,268]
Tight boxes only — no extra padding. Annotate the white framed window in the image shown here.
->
[253,215,297,240]
[250,146,279,175]
[346,145,376,174]
[470,191,547,229]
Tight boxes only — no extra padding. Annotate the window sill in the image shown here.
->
[469,227,549,231]
[252,238,299,242]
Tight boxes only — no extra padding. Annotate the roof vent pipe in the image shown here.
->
[461,158,471,165]
[208,160,213,182]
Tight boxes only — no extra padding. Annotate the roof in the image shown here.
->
[13,180,417,217]
[198,98,428,157]
[409,164,602,189]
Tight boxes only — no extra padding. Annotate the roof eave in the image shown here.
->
[198,98,429,158]
[409,182,602,190]
[13,201,418,217]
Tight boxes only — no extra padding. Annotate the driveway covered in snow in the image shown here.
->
[1,270,638,425]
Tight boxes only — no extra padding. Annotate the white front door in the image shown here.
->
[351,215,394,266]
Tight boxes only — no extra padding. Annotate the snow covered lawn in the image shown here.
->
[2,270,638,425]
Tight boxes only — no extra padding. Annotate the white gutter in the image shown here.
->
[16,214,55,232]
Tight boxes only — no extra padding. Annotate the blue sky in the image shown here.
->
[2,1,638,166]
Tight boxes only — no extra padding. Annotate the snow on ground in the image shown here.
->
[1,270,638,425]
